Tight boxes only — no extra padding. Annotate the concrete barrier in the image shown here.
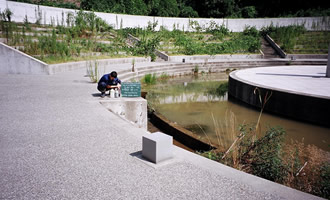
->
[2,1,330,32]
[100,97,148,130]
[168,54,263,62]
[142,132,173,164]
[0,42,49,74]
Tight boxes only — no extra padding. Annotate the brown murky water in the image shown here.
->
[145,73,330,152]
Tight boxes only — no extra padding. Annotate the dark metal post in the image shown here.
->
[327,45,330,77]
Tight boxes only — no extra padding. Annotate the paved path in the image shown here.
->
[0,64,323,199]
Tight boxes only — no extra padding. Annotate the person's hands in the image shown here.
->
[117,84,121,90]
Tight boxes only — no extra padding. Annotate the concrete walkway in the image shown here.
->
[0,63,324,199]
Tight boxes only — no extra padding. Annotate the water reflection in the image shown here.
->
[144,73,330,152]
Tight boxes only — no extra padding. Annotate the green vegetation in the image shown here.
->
[126,23,261,56]
[207,81,229,96]
[0,9,263,64]
[142,73,157,85]
[0,9,328,64]
[0,9,164,64]
[262,25,330,54]
[200,122,330,198]
[86,60,100,83]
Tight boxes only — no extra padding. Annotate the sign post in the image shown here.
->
[327,45,330,78]
[121,82,141,97]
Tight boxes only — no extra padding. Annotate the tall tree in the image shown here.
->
[146,0,180,17]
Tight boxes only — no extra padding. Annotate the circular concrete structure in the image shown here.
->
[229,65,330,127]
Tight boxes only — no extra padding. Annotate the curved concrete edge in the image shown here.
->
[149,111,215,151]
[168,54,263,62]
[174,146,324,200]
[0,42,49,75]
[118,59,328,82]
[49,57,150,74]
[228,69,330,127]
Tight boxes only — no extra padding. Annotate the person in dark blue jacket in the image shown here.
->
[97,71,121,97]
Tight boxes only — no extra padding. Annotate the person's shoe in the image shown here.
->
[101,92,106,98]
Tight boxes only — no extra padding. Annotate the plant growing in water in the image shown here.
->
[193,65,199,74]
[143,73,157,85]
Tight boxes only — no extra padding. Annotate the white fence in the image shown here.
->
[1,0,329,32]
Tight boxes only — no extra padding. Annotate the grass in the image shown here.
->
[142,73,157,85]
[125,25,261,56]
[262,25,329,54]
[198,87,330,198]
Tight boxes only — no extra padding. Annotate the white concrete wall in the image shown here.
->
[100,98,147,130]
[0,42,49,74]
[1,0,329,32]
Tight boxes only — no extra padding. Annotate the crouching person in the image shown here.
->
[97,71,121,98]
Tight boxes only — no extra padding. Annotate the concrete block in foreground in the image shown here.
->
[142,132,173,164]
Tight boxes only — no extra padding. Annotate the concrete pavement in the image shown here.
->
[0,64,324,199]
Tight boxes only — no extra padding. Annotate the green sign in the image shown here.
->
[121,82,141,97]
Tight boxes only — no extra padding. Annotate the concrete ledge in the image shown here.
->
[287,54,328,59]
[100,97,147,130]
[49,57,150,74]
[120,59,328,82]
[168,54,263,62]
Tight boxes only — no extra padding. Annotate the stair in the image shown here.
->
[261,37,280,58]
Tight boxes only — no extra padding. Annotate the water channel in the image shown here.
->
[143,72,330,152]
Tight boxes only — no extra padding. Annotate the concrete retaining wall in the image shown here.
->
[119,59,327,82]
[149,112,214,151]
[168,54,263,62]
[49,57,150,74]
[0,42,49,74]
[2,0,330,32]
[100,98,148,130]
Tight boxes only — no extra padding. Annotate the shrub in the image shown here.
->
[249,127,287,182]
[143,73,157,85]
[261,25,306,52]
